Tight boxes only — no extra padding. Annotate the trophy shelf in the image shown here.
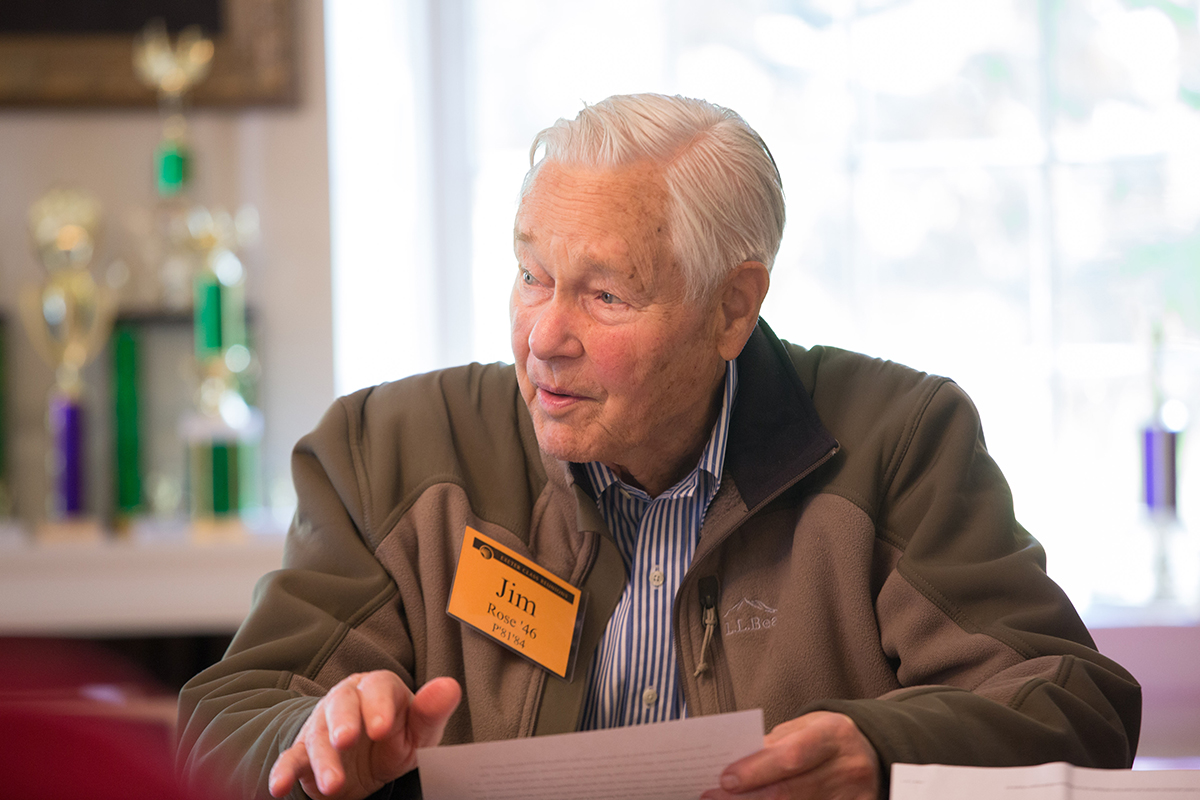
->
[0,526,284,637]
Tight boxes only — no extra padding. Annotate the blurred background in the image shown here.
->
[0,0,1197,774]
[330,0,1200,619]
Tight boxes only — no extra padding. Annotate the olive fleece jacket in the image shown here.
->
[177,321,1140,799]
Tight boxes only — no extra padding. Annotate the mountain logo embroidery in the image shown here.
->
[723,597,777,636]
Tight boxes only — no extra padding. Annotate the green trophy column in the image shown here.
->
[112,325,141,519]
[210,441,238,514]
[190,265,246,520]
[195,272,223,358]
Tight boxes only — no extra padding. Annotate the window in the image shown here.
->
[327,0,1200,620]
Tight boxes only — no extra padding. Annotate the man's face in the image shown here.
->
[510,161,727,492]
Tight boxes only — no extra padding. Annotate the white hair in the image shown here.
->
[522,93,785,300]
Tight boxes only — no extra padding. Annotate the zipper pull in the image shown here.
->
[694,576,719,677]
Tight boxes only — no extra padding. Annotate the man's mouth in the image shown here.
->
[534,383,586,411]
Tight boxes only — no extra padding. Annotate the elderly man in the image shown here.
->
[177,94,1140,800]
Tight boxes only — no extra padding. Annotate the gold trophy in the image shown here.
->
[134,20,213,198]
[134,21,214,102]
[134,21,216,306]
[178,205,262,539]
[19,189,116,538]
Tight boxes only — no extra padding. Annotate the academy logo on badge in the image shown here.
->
[723,597,777,636]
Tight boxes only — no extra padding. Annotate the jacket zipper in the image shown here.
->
[679,441,841,712]
[693,576,719,677]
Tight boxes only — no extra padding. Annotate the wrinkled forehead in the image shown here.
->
[514,161,671,246]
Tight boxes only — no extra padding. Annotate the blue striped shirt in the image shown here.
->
[578,360,738,729]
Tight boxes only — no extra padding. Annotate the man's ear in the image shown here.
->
[714,261,770,362]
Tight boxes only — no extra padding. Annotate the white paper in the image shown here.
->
[417,709,763,800]
[891,762,1200,800]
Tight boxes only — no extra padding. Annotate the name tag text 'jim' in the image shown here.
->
[447,527,582,677]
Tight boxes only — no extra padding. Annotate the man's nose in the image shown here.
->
[527,295,584,361]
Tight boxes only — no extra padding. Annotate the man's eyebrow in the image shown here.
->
[512,231,641,287]
[580,256,626,279]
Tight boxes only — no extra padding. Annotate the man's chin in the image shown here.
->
[529,419,600,465]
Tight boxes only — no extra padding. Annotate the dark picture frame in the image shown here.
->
[0,0,297,107]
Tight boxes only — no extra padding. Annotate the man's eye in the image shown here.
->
[521,270,536,285]
[600,292,621,305]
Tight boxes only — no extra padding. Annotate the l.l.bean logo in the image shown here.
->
[722,597,778,636]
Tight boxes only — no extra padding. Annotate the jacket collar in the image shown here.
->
[726,319,839,510]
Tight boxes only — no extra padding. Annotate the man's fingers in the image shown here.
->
[718,716,838,792]
[267,673,461,800]
[268,739,310,798]
[323,676,367,750]
[714,741,822,794]
[306,705,354,797]
[355,670,407,741]
[406,677,462,749]
[269,707,347,800]
[705,712,878,799]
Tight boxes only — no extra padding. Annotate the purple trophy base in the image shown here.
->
[50,394,85,516]
[1143,426,1177,514]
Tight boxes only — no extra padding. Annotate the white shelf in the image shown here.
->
[0,525,285,637]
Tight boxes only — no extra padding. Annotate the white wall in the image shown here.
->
[0,0,333,526]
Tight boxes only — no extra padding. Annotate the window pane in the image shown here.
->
[330,0,1200,618]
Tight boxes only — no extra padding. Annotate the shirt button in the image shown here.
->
[642,686,658,707]
[649,567,665,588]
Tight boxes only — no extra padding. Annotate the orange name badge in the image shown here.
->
[447,527,583,679]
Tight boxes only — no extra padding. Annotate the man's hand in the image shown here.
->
[702,711,880,800]
[269,671,461,800]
